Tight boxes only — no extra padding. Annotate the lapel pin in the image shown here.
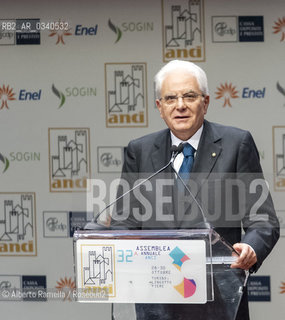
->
[211,152,216,158]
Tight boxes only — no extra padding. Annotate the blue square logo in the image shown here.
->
[239,16,264,42]
[22,275,47,301]
[16,19,40,45]
[248,275,270,302]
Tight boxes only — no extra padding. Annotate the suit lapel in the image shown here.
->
[148,129,176,227]
[151,129,172,172]
[191,120,222,191]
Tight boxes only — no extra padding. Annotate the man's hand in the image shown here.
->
[230,243,257,270]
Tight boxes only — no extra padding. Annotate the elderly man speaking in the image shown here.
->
[110,60,279,320]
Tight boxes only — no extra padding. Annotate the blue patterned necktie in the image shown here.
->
[179,143,195,181]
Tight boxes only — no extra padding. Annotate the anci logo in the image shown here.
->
[83,245,115,296]
[48,128,91,192]
[162,0,205,62]
[0,193,37,256]
[98,147,123,173]
[0,84,41,111]
[273,126,285,191]
[105,63,148,127]
[0,153,10,173]
[273,17,285,42]
[49,20,98,45]
[108,18,153,44]
[169,246,196,298]
[52,84,96,109]
[215,82,266,107]
[55,277,76,301]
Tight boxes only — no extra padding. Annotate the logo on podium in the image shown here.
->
[170,246,196,298]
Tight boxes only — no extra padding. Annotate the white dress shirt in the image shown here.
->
[171,125,203,173]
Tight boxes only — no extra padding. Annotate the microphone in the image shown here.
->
[170,147,211,229]
[170,142,184,163]
[84,143,184,229]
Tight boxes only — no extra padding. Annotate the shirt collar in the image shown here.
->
[170,125,203,151]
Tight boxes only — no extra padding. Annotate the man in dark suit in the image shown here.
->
[110,60,279,319]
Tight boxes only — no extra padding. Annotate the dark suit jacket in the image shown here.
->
[111,120,280,320]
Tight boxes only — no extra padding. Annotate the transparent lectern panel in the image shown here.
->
[74,228,248,320]
[80,166,249,319]
[74,228,214,304]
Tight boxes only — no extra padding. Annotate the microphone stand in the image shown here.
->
[170,162,211,229]
[84,144,184,230]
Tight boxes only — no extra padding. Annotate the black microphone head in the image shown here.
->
[170,143,184,155]
[177,142,184,153]
[170,145,179,153]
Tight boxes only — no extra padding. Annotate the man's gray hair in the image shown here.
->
[154,60,209,99]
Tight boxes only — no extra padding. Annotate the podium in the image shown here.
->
[74,166,252,319]
[74,228,249,320]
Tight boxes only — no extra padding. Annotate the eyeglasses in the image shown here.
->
[159,91,205,107]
